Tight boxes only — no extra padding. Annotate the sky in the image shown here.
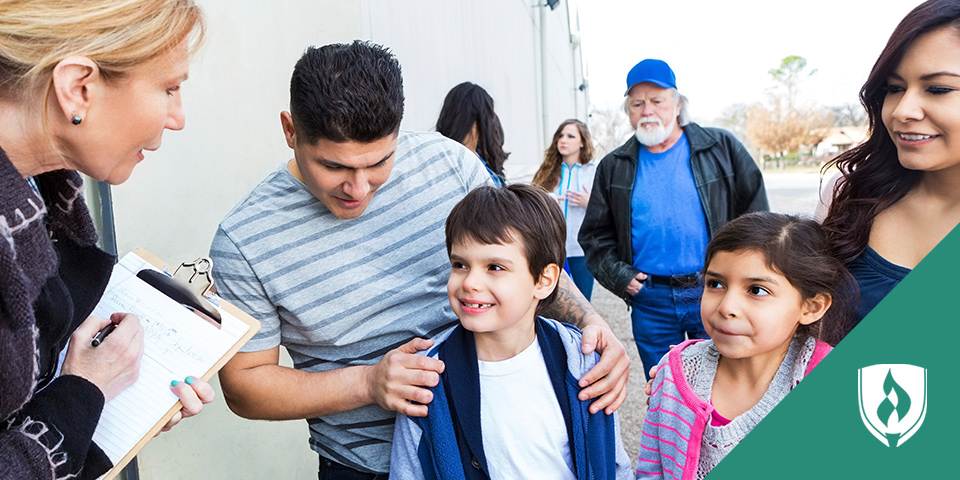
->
[576,0,924,122]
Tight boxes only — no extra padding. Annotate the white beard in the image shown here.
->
[634,116,675,146]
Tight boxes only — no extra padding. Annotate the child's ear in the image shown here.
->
[799,293,832,325]
[533,263,561,300]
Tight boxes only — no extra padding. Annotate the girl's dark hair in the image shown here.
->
[704,212,858,345]
[531,119,595,191]
[445,184,565,314]
[822,0,960,264]
[435,82,509,178]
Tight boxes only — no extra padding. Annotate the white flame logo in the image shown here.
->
[858,364,927,447]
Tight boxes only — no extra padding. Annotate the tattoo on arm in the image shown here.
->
[543,274,595,328]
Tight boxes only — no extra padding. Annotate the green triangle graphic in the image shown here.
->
[704,224,959,479]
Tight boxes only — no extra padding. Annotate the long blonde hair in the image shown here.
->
[532,119,594,191]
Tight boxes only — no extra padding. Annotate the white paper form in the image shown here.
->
[82,252,250,464]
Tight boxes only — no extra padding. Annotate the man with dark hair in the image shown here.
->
[212,41,629,479]
[580,58,768,381]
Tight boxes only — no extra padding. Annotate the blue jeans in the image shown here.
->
[318,457,387,480]
[630,280,708,380]
[564,256,594,301]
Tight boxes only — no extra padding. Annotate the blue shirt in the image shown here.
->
[847,246,910,323]
[629,133,710,276]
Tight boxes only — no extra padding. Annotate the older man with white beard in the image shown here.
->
[579,59,768,379]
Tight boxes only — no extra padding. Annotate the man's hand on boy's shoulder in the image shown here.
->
[577,323,629,415]
[363,337,445,418]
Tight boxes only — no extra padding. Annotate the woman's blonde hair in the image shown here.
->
[0,0,205,98]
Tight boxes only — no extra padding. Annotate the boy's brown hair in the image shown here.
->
[445,184,566,313]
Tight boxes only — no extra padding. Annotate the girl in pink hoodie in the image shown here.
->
[636,212,853,480]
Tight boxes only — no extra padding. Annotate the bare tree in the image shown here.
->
[587,106,634,159]
[711,102,763,166]
[830,102,868,127]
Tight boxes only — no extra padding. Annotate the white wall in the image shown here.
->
[110,1,585,478]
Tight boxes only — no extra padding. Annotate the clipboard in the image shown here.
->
[87,249,260,480]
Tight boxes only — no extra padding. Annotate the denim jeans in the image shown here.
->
[564,256,595,301]
[630,280,708,380]
[318,457,387,480]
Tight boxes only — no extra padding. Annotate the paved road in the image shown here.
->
[762,172,825,217]
[595,171,821,467]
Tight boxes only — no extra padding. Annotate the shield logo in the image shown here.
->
[858,364,927,447]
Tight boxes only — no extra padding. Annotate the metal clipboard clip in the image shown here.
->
[136,257,222,327]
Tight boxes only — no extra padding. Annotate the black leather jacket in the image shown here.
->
[579,122,769,301]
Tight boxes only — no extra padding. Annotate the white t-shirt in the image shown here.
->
[478,339,577,480]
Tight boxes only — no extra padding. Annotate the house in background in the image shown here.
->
[815,125,869,157]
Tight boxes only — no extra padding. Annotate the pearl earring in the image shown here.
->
[71,112,82,125]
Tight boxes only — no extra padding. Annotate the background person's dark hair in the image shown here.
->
[704,212,857,345]
[822,0,960,264]
[532,119,595,191]
[435,82,510,178]
[289,41,404,144]
[445,184,565,314]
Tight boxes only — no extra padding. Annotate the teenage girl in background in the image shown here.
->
[532,119,597,300]
[636,212,852,480]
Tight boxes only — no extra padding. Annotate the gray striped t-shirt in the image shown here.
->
[210,131,492,473]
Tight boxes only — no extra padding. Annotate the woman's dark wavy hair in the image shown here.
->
[532,119,595,191]
[704,212,857,345]
[822,0,960,264]
[435,82,509,178]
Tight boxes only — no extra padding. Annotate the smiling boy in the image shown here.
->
[390,185,631,480]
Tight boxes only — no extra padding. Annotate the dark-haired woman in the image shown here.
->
[822,0,960,340]
[436,82,509,186]
[533,119,598,300]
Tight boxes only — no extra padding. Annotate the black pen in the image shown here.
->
[91,323,117,347]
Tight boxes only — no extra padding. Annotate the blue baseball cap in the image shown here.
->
[624,59,676,95]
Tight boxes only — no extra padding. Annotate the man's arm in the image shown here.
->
[542,274,629,415]
[219,338,444,420]
[211,229,443,420]
[546,272,602,330]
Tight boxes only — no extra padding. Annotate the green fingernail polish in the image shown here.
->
[171,380,180,387]
[184,376,195,385]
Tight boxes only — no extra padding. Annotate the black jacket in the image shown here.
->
[579,122,768,301]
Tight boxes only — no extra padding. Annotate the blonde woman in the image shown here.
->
[532,119,598,299]
[0,1,211,478]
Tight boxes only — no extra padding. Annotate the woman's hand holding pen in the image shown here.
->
[62,312,144,401]
[61,312,214,435]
